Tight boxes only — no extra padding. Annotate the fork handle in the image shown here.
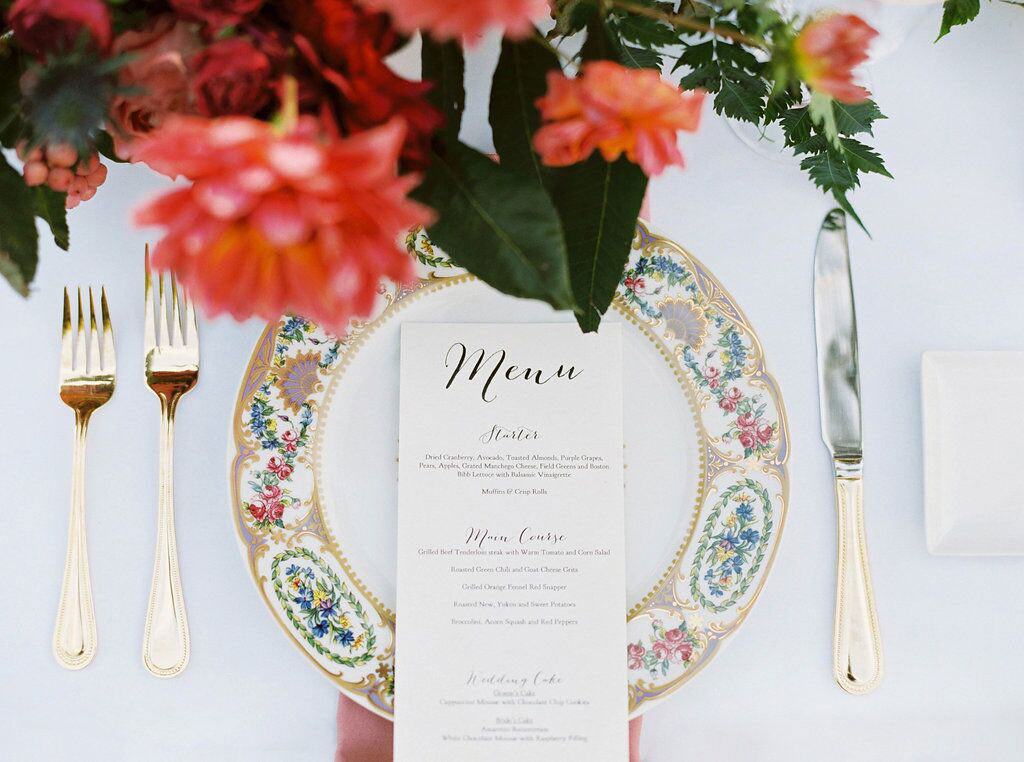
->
[832,462,883,694]
[142,395,190,677]
[54,411,97,669]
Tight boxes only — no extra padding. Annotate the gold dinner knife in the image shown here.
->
[813,209,883,694]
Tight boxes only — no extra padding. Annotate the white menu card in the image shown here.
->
[395,323,627,761]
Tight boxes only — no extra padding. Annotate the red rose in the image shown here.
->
[267,501,285,521]
[7,0,111,58]
[168,0,264,33]
[705,366,720,389]
[739,429,757,450]
[652,640,671,661]
[719,387,742,412]
[262,484,282,501]
[276,464,293,480]
[267,456,283,472]
[664,627,686,644]
[671,641,693,663]
[192,38,273,117]
[736,412,756,429]
[757,424,773,445]
[248,500,267,522]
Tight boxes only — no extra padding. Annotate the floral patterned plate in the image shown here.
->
[228,221,789,719]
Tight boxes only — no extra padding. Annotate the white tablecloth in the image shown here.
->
[3,6,1024,760]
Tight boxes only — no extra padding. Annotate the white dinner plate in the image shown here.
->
[228,222,789,718]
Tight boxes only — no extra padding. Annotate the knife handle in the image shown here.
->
[832,461,883,694]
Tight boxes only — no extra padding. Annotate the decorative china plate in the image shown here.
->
[228,222,789,718]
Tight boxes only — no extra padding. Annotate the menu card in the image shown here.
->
[395,323,627,761]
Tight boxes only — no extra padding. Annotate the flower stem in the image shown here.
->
[605,0,769,50]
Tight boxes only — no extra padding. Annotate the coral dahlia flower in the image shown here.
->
[133,115,432,333]
[357,0,549,41]
[794,14,877,104]
[534,61,704,177]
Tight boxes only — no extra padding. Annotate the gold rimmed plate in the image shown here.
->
[227,221,789,717]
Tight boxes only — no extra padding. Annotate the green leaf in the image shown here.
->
[0,46,26,149]
[800,149,856,194]
[421,38,465,141]
[0,155,40,296]
[616,43,662,69]
[832,100,884,136]
[781,106,813,145]
[937,0,981,40]
[611,12,679,48]
[580,15,618,62]
[548,155,648,332]
[410,140,575,312]
[489,36,560,184]
[808,91,840,150]
[32,186,70,250]
[840,137,892,179]
[714,73,765,124]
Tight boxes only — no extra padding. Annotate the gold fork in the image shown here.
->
[142,249,198,678]
[55,287,115,670]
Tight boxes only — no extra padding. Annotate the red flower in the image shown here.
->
[719,387,742,412]
[267,456,283,472]
[664,627,686,644]
[262,484,282,501]
[358,0,549,41]
[192,38,273,117]
[286,0,442,168]
[705,366,720,389]
[671,641,693,663]
[7,0,111,58]
[756,424,773,445]
[652,639,671,661]
[168,0,264,34]
[248,500,268,521]
[535,62,704,176]
[794,14,877,104]
[738,429,757,450]
[267,501,285,521]
[627,642,645,670]
[276,464,293,480]
[736,412,756,430]
[133,114,431,334]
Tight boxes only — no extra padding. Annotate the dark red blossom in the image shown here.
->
[168,0,264,34]
[192,38,274,117]
[7,0,111,58]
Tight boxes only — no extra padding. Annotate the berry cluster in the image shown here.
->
[16,142,108,209]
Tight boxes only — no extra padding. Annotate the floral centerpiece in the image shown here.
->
[0,0,994,333]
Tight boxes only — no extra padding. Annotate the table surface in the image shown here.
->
[3,7,1024,760]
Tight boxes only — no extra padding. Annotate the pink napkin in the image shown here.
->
[336,694,642,761]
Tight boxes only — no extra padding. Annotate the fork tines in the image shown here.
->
[144,247,198,352]
[61,286,114,378]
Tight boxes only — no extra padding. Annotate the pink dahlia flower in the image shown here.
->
[534,61,704,177]
[133,115,433,333]
[357,0,549,41]
[794,13,877,104]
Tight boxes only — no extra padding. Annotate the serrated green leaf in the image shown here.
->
[937,0,980,40]
[679,63,720,91]
[0,155,40,296]
[714,74,765,123]
[410,140,575,312]
[674,41,715,72]
[421,38,465,141]
[716,42,761,74]
[800,150,856,193]
[580,16,617,62]
[548,155,648,332]
[612,13,679,48]
[840,137,892,179]
[489,35,559,185]
[32,186,69,250]
[833,100,884,136]
[617,43,662,69]
[781,106,813,145]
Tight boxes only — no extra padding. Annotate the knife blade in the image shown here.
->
[812,208,883,695]
[814,209,862,460]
